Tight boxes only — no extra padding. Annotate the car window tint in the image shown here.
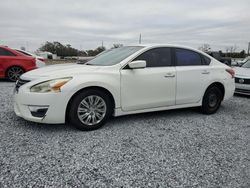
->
[203,55,211,65]
[175,48,202,66]
[0,48,15,56]
[134,48,172,67]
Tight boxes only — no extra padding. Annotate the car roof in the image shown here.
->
[0,45,30,57]
[127,43,211,58]
[128,43,200,51]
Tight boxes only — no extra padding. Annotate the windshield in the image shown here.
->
[242,60,250,68]
[86,46,143,66]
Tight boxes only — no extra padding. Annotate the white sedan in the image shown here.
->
[15,49,46,68]
[14,44,235,131]
[234,59,250,95]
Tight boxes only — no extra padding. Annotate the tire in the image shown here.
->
[68,89,113,131]
[6,66,24,82]
[201,86,223,114]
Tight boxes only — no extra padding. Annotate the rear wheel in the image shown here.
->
[201,86,223,114]
[68,89,113,131]
[6,66,24,82]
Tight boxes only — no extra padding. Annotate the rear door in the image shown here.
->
[174,48,212,105]
[120,47,176,111]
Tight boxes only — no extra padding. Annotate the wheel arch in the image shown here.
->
[65,86,116,122]
[204,82,225,100]
[5,65,25,77]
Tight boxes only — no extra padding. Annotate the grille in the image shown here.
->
[235,88,250,94]
[15,79,30,92]
[235,77,250,85]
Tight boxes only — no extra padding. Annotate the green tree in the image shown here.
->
[239,50,246,58]
[39,41,79,57]
[112,44,123,48]
[86,46,106,56]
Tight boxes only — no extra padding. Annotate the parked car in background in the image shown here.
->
[14,44,235,131]
[37,51,57,60]
[234,59,250,95]
[235,56,250,67]
[15,49,46,68]
[0,46,36,81]
[207,51,232,66]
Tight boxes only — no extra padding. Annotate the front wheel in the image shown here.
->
[201,86,223,114]
[68,89,113,131]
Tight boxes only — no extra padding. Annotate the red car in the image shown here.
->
[0,46,37,81]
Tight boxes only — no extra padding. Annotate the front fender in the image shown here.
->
[62,74,121,108]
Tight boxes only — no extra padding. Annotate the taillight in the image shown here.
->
[226,68,235,78]
[37,58,45,62]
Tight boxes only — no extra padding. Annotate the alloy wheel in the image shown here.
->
[7,67,24,81]
[77,95,107,126]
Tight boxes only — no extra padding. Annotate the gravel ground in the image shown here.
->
[0,81,250,187]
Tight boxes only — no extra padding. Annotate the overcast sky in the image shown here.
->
[1,0,250,51]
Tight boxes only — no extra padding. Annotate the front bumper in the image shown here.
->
[235,83,250,95]
[14,88,70,124]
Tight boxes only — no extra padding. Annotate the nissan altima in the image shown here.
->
[14,44,235,131]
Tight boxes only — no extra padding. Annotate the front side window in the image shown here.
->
[134,47,172,67]
[175,48,202,66]
[0,48,15,56]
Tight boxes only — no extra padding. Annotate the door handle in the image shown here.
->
[202,70,210,74]
[164,74,175,78]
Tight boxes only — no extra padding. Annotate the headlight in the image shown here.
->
[30,77,72,93]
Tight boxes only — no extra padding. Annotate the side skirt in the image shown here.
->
[114,102,202,117]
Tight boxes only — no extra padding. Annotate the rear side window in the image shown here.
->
[0,48,15,56]
[134,47,172,67]
[175,48,202,66]
[203,55,211,65]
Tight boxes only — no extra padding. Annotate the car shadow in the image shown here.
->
[14,116,77,132]
[234,93,250,99]
[107,107,201,128]
[0,78,14,82]
[10,107,200,133]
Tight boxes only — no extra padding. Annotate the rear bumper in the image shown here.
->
[223,79,235,100]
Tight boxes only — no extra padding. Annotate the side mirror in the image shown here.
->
[128,60,146,69]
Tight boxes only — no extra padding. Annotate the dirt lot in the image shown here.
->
[0,81,250,187]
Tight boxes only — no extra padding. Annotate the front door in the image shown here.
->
[121,47,176,111]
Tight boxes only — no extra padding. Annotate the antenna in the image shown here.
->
[139,33,142,44]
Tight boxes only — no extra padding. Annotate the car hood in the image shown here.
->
[234,67,250,78]
[21,63,101,80]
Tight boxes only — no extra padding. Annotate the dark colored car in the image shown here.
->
[0,46,37,81]
[207,51,232,66]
